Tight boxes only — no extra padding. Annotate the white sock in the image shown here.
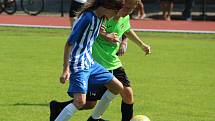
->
[55,103,78,121]
[91,90,117,119]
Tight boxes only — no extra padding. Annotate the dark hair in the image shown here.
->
[83,0,124,12]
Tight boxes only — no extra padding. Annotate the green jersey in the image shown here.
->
[92,15,130,70]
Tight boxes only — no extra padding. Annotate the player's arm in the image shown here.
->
[59,12,92,84]
[60,42,72,84]
[125,29,151,55]
[117,34,128,56]
[99,25,120,43]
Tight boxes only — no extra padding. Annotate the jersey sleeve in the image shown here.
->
[67,12,92,45]
[124,15,131,33]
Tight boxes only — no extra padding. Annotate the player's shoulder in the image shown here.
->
[117,15,130,25]
[82,11,96,20]
[123,15,130,21]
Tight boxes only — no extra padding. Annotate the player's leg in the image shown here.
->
[120,87,134,121]
[182,0,194,20]
[166,0,173,20]
[50,88,105,120]
[50,99,97,121]
[88,66,133,121]
[50,100,72,121]
[50,84,107,121]
[54,70,89,121]
[88,63,123,121]
[89,77,122,120]
[114,67,134,121]
[160,0,167,20]
[55,93,85,121]
[106,76,124,95]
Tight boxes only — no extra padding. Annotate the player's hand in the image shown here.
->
[142,44,151,55]
[117,42,127,56]
[105,33,120,43]
[60,71,70,84]
[100,25,106,34]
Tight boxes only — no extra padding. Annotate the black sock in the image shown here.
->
[121,101,133,121]
[50,100,73,121]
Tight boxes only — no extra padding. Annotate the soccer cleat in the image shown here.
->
[49,100,61,121]
[87,116,109,121]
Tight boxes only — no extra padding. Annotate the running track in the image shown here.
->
[0,15,215,33]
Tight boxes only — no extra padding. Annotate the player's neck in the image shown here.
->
[113,16,121,21]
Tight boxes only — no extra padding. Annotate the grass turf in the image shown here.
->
[0,27,215,121]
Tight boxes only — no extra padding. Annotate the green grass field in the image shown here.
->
[0,27,215,121]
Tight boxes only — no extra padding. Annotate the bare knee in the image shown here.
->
[73,98,86,109]
[73,94,86,109]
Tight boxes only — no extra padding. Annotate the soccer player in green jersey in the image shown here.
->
[87,10,151,121]
[87,1,151,120]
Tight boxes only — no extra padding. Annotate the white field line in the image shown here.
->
[0,23,215,34]
[133,29,215,34]
[0,23,70,29]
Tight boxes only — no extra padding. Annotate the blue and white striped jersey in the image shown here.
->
[67,11,103,72]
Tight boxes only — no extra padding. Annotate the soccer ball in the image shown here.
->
[130,115,150,121]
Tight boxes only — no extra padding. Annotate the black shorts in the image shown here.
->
[69,0,85,17]
[86,67,131,101]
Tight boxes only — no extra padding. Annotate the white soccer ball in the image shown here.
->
[130,115,150,121]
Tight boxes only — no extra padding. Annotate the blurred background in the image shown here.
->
[10,0,215,21]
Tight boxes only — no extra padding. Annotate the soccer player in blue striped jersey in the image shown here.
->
[54,0,124,121]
